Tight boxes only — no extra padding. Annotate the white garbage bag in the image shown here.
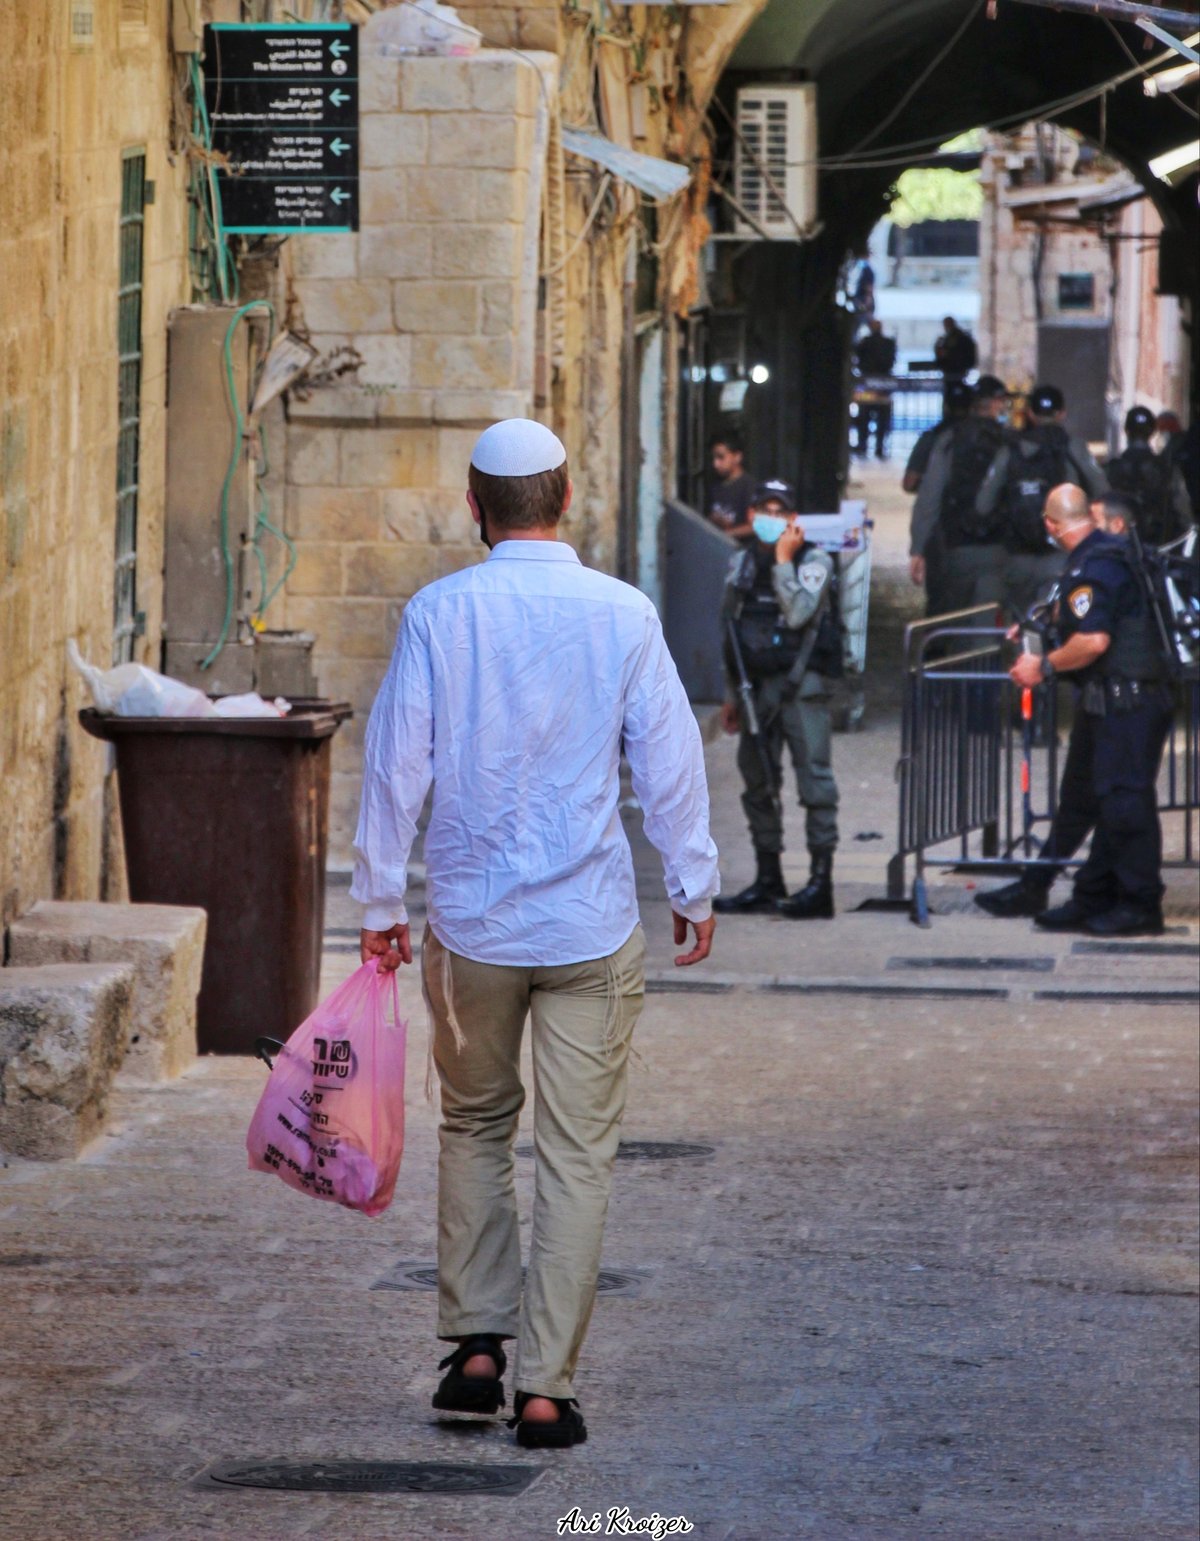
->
[367,1,481,57]
[211,693,290,719]
[68,641,216,718]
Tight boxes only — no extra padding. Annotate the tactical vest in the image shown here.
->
[1003,424,1078,554]
[942,416,1008,547]
[731,544,843,682]
[1060,539,1166,684]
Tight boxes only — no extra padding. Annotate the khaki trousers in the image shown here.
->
[423,922,646,1400]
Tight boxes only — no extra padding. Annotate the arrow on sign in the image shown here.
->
[330,137,350,157]
[330,39,350,56]
[330,88,351,106]
[331,187,351,206]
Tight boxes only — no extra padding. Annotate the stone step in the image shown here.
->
[0,963,135,1160]
[7,901,206,1082]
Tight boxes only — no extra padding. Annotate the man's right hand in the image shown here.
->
[361,924,412,971]
[909,555,925,587]
[673,912,715,967]
[720,701,740,735]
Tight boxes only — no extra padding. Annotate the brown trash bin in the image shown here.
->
[79,701,351,1054]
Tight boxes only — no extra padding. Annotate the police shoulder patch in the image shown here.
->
[1068,585,1093,619]
[798,561,827,594]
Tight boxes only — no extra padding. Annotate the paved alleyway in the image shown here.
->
[2,462,1197,1539]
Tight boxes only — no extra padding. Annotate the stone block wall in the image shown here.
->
[0,0,189,925]
[282,41,557,858]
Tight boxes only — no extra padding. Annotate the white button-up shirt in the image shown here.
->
[350,539,719,967]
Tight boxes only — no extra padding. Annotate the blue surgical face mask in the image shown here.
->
[753,513,789,545]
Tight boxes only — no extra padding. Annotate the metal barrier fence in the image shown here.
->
[887,609,1200,922]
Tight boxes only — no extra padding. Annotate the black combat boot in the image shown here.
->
[714,851,786,914]
[974,876,1051,919]
[775,850,834,920]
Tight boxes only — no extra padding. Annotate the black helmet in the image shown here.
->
[1028,383,1065,417]
[975,374,1012,401]
[1125,404,1156,437]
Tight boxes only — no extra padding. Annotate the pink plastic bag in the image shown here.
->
[246,959,406,1217]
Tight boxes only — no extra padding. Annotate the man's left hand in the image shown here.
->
[673,912,715,967]
[1009,654,1044,689]
[775,523,805,564]
[361,924,412,970]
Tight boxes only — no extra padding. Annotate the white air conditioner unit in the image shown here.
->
[733,84,817,240]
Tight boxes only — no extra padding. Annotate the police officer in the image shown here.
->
[975,383,1107,620]
[852,321,898,460]
[902,380,973,494]
[715,480,841,920]
[1106,404,1193,546]
[975,488,1137,919]
[998,484,1173,937]
[910,376,1012,616]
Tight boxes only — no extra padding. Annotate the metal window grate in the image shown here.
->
[114,149,146,664]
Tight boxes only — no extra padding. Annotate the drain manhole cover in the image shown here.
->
[645,978,732,994]
[371,1261,647,1296]
[616,1139,715,1161]
[1071,940,1197,957]
[886,955,1054,973]
[198,1459,541,1495]
[515,1139,713,1161]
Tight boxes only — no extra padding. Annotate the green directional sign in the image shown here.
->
[202,22,359,234]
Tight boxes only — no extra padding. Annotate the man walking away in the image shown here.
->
[1106,404,1193,547]
[910,376,1011,617]
[708,429,755,541]
[902,379,973,494]
[715,480,841,920]
[352,419,719,1448]
[975,383,1107,621]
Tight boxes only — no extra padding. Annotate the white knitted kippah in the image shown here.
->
[470,418,566,477]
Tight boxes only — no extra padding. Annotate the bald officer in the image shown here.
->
[351,419,719,1448]
[985,484,1173,936]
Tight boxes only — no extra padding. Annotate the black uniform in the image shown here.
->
[1051,530,1173,918]
[1105,442,1193,547]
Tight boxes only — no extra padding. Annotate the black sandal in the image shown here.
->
[431,1335,507,1415]
[507,1390,588,1448]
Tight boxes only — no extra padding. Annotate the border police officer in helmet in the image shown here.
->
[1106,404,1194,547]
[1000,483,1173,936]
[715,480,841,920]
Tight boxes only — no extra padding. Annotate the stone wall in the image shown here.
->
[0,0,189,926]
[281,41,557,858]
[979,167,1114,394]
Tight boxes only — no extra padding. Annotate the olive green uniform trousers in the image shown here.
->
[736,672,839,854]
[423,922,646,1400]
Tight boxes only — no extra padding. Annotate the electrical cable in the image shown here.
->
[199,301,276,671]
[843,1,985,157]
[250,426,298,620]
[543,173,614,276]
[1103,14,1199,120]
[818,43,1186,168]
[187,54,237,303]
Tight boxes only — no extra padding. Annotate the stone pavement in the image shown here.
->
[2,460,1197,1539]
